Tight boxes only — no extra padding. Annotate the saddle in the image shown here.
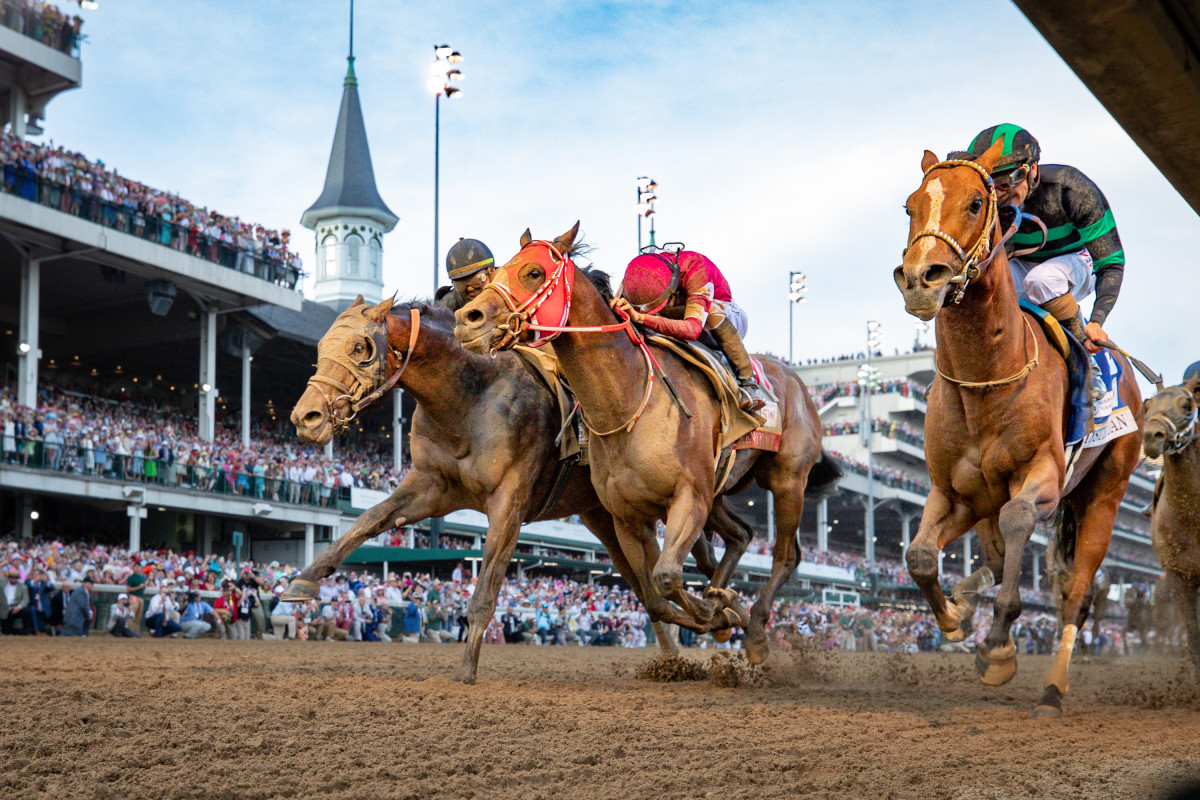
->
[645,335,782,452]
[513,345,583,462]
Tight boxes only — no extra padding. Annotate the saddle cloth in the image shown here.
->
[645,335,783,453]
[1019,300,1135,450]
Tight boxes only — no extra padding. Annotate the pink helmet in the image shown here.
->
[621,253,679,314]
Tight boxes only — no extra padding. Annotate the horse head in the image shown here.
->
[291,294,397,445]
[894,138,1006,320]
[1142,376,1200,459]
[454,222,581,354]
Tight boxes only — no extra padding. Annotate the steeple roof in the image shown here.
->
[301,58,398,231]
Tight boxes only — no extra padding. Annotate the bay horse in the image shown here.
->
[453,224,837,664]
[285,296,748,683]
[893,140,1143,717]
[1144,376,1200,677]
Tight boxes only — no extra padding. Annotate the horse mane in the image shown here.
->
[393,297,456,326]
[581,266,614,304]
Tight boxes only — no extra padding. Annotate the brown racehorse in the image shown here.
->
[454,224,837,664]
[893,140,1143,717]
[284,297,748,683]
[1144,377,1200,677]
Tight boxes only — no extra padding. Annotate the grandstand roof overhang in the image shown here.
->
[0,23,81,110]
[1013,0,1200,215]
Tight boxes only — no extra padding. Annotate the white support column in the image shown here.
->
[241,344,252,447]
[324,440,333,459]
[963,533,972,577]
[817,498,828,552]
[9,87,25,139]
[198,308,218,443]
[201,516,214,556]
[304,523,315,566]
[383,561,389,581]
[127,504,146,552]
[393,389,404,470]
[766,491,775,543]
[17,257,40,409]
[1032,549,1041,593]
[901,512,913,554]
[471,559,478,579]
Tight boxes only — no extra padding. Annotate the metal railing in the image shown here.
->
[0,167,303,288]
[2,437,341,508]
[0,1,82,59]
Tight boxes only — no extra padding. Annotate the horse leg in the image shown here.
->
[979,463,1059,687]
[580,506,678,657]
[652,487,730,631]
[618,517,704,631]
[1166,572,1200,683]
[453,482,524,685]
[706,495,753,592]
[949,519,1003,640]
[744,478,804,665]
[906,488,978,639]
[282,469,451,602]
[1033,493,1120,718]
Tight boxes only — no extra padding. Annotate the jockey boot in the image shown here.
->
[711,318,767,413]
[1041,295,1105,403]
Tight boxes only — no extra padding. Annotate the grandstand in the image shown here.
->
[0,8,1162,614]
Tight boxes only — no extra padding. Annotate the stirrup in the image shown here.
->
[738,385,767,413]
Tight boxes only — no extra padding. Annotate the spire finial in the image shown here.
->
[345,0,357,86]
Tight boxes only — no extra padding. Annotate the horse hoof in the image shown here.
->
[745,633,770,665]
[1030,704,1062,720]
[943,628,966,643]
[975,653,1017,686]
[713,627,733,643]
[279,578,319,603]
[451,668,477,685]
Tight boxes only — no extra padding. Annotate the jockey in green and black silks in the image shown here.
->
[436,238,496,312]
[953,124,1124,399]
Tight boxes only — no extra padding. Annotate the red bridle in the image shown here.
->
[478,239,663,435]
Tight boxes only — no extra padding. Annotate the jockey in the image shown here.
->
[436,237,496,312]
[954,124,1123,400]
[612,248,767,413]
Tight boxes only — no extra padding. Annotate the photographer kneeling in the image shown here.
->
[107,593,142,638]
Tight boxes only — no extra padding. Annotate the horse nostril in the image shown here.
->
[922,264,952,286]
[1151,430,1165,440]
[465,309,484,325]
[302,410,323,428]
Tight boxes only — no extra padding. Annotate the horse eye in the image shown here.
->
[902,205,911,216]
[969,198,983,214]
[529,269,543,280]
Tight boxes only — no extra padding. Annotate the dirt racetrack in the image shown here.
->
[3,637,1200,800]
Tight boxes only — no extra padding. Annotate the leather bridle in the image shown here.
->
[306,307,421,435]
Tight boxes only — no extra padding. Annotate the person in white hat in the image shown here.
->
[107,592,141,638]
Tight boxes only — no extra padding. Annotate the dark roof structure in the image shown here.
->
[1012,0,1200,216]
[246,298,340,348]
[301,58,398,230]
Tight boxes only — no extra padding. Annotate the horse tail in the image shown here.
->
[1045,502,1078,625]
[803,450,843,499]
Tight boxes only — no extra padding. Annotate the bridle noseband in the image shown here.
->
[1147,397,1198,456]
[307,307,421,435]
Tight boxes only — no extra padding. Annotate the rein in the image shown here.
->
[479,240,661,436]
[307,307,421,434]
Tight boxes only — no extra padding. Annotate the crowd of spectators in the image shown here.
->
[795,344,934,367]
[808,378,928,408]
[0,130,303,288]
[823,418,924,448]
[0,0,82,57]
[0,379,407,503]
[828,450,932,495]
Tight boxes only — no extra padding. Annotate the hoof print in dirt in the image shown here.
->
[634,655,707,682]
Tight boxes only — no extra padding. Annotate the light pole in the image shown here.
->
[636,177,657,251]
[430,44,463,295]
[787,271,806,365]
[913,320,931,351]
[858,320,882,567]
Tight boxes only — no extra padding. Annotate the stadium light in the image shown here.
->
[434,44,452,59]
[201,383,212,394]
[863,320,883,569]
[636,177,659,250]
[18,342,30,354]
[432,43,466,294]
[30,511,39,520]
[787,270,807,365]
[81,0,98,8]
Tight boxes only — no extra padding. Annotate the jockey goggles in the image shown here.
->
[991,163,1031,193]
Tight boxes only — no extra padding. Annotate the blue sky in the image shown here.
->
[40,0,1200,385]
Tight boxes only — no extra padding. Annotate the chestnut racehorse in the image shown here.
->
[893,140,1143,717]
[454,224,838,664]
[284,297,749,683]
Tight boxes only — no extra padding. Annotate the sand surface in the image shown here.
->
[3,637,1200,799]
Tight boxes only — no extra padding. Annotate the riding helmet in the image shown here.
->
[446,238,495,281]
[954,124,1041,174]
[1185,360,1200,383]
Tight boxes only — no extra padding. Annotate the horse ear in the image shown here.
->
[921,150,939,173]
[363,294,395,323]
[349,294,367,308]
[975,137,1006,174]
[553,221,581,254]
[520,228,533,248]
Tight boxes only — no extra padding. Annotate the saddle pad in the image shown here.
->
[645,335,778,452]
[1081,350,1135,450]
[1019,300,1091,446]
[513,345,582,461]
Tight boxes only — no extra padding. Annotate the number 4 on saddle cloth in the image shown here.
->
[1020,300,1135,453]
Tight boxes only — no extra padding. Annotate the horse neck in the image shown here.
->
[388,313,500,429]
[934,250,1030,385]
[548,270,651,432]
[1164,441,1200,498]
